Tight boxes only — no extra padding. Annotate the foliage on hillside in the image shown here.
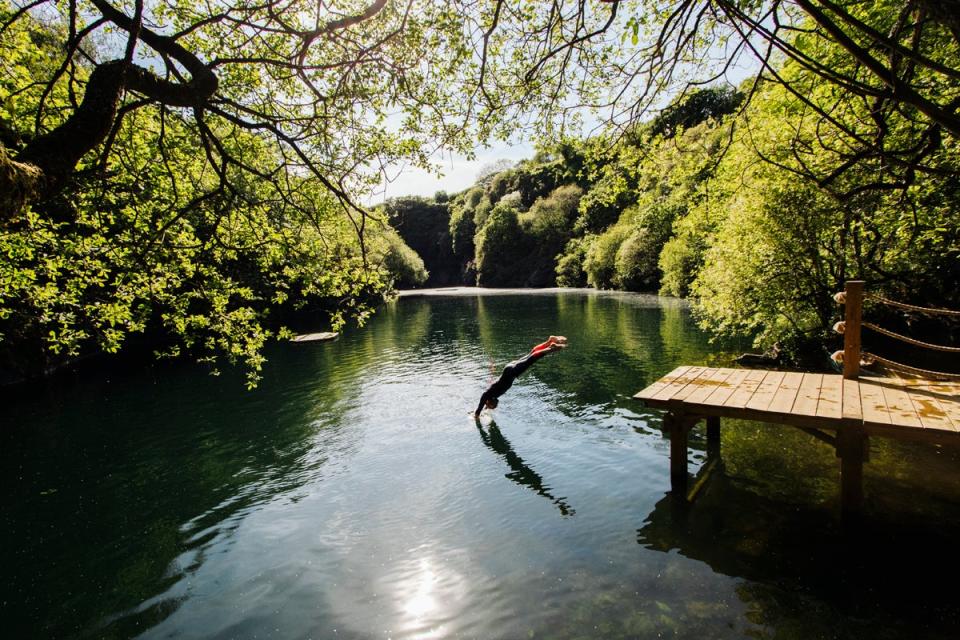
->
[408,86,744,292]
[402,53,959,360]
[382,197,454,286]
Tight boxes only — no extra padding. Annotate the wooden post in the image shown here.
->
[666,413,691,493]
[837,428,867,514]
[706,416,720,456]
[842,280,865,380]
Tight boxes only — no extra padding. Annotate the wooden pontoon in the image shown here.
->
[634,281,960,514]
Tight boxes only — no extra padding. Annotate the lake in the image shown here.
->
[4,289,960,639]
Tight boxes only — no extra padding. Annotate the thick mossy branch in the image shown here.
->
[0,143,42,222]
[16,60,126,196]
[8,0,220,217]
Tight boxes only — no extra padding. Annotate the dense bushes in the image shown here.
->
[0,11,433,385]
[689,78,960,348]
[470,183,583,286]
[583,225,629,289]
[555,238,589,287]
[375,230,429,289]
[394,89,746,294]
[614,228,661,290]
[448,200,476,260]
[575,173,634,234]
[475,204,530,286]
[519,184,583,285]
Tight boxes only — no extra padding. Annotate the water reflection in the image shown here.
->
[637,431,960,640]
[0,340,355,638]
[403,558,439,618]
[4,290,960,640]
[475,419,575,517]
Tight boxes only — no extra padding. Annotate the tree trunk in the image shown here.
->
[1,60,127,223]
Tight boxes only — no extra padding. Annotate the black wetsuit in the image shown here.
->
[475,350,547,415]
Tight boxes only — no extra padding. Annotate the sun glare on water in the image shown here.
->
[398,557,449,639]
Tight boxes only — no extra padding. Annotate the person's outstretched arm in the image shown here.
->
[475,389,492,416]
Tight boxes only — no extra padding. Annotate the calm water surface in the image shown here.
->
[4,290,960,639]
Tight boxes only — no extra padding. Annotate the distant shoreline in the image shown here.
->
[396,286,688,304]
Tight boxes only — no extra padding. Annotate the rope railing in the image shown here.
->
[865,292,960,317]
[861,352,960,381]
[861,321,960,353]
[834,281,959,380]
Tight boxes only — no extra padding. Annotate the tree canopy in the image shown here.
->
[8,0,958,216]
[2,0,959,380]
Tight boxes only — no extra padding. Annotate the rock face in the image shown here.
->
[385,197,462,287]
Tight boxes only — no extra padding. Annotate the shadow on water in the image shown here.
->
[637,440,960,640]
[475,418,575,517]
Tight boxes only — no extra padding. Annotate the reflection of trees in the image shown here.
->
[476,421,574,517]
[1,343,358,638]
[554,292,698,408]
[6,293,506,637]
[461,290,728,415]
[358,298,433,355]
[636,467,960,639]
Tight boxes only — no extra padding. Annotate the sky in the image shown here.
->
[366,139,535,204]
[365,25,763,205]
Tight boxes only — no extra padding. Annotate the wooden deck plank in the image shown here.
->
[909,379,957,432]
[649,366,707,402]
[672,367,717,403]
[792,373,823,417]
[816,375,843,420]
[635,364,960,517]
[879,380,923,429]
[767,372,803,415]
[745,370,786,412]
[939,396,960,427]
[634,360,960,519]
[859,378,892,426]
[724,369,769,408]
[634,366,692,401]
[842,378,862,421]
[636,367,960,444]
[859,378,890,424]
[932,381,960,426]
[702,369,750,406]
[685,368,736,405]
